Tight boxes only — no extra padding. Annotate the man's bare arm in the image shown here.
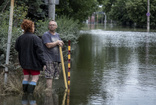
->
[45,40,64,48]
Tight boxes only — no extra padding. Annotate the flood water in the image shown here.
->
[1,25,156,105]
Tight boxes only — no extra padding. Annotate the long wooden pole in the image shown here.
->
[5,0,14,73]
[59,46,68,89]
[4,0,14,84]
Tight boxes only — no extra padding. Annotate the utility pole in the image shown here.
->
[5,0,14,83]
[49,0,55,20]
[97,14,98,24]
[5,0,14,72]
[104,12,107,29]
[147,0,150,32]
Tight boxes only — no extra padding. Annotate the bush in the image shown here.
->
[36,16,80,44]
[0,4,28,66]
[0,20,22,67]
[35,16,81,58]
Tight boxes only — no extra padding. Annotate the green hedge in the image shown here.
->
[36,16,81,58]
[36,16,80,44]
[0,15,80,68]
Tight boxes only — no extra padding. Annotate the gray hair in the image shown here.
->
[49,20,57,26]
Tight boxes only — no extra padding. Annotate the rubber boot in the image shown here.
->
[27,84,35,94]
[23,84,28,93]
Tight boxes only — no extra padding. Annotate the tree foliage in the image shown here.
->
[35,16,80,48]
[1,0,156,28]
[150,0,156,28]
[16,0,46,20]
[101,0,156,28]
[0,4,27,65]
[0,3,81,66]
[0,0,10,13]
[109,0,133,26]
[57,0,99,22]
[0,0,99,22]
[125,0,147,27]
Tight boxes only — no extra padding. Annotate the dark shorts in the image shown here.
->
[23,69,40,75]
[45,61,61,79]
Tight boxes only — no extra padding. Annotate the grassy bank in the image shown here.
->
[0,69,66,96]
[0,71,22,95]
[0,71,45,96]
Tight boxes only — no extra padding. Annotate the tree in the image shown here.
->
[126,0,147,27]
[0,0,100,22]
[0,4,28,65]
[0,0,10,13]
[0,0,45,21]
[149,0,156,28]
[126,0,156,28]
[16,0,46,20]
[109,0,133,26]
[101,0,156,28]
[101,0,117,13]
[57,0,99,22]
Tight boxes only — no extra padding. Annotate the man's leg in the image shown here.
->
[54,62,61,79]
[45,61,55,91]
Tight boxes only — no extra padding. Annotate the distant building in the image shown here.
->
[88,15,95,24]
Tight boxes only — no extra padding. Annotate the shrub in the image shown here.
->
[0,4,28,66]
[36,16,80,44]
[35,16,80,58]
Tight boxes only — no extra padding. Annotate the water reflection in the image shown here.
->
[44,92,59,105]
[4,73,7,84]
[71,30,156,105]
[0,90,67,105]
[22,94,37,105]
